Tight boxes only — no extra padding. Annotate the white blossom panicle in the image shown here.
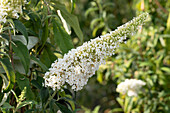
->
[57,110,62,113]
[44,13,149,91]
[0,0,26,23]
[116,79,146,96]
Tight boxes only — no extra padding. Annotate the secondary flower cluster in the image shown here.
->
[116,79,146,96]
[44,13,149,91]
[0,0,26,23]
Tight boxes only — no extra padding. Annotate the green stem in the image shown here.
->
[44,89,58,110]
[8,29,14,68]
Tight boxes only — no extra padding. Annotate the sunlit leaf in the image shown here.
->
[12,41,30,74]
[0,58,15,93]
[14,20,28,44]
[53,19,74,54]
[52,2,83,43]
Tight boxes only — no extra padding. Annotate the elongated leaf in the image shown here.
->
[1,102,14,109]
[31,75,44,89]
[71,0,76,13]
[40,45,57,67]
[40,87,49,106]
[85,7,99,17]
[14,20,28,44]
[139,62,153,67]
[41,20,49,48]
[30,0,40,7]
[12,35,39,50]
[12,41,30,74]
[49,99,60,113]
[53,2,83,43]
[30,55,48,71]
[56,102,72,113]
[0,58,15,93]
[0,52,10,59]
[17,101,34,111]
[53,19,74,54]
[0,76,4,102]
[161,67,170,73]
[0,34,9,41]
[16,72,35,100]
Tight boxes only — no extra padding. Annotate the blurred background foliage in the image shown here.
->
[75,0,170,113]
[0,0,170,113]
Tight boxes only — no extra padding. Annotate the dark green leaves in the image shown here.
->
[12,41,30,74]
[40,87,49,106]
[53,2,83,43]
[40,45,57,68]
[53,19,74,54]
[14,20,28,44]
[40,20,49,49]
[56,103,73,113]
[16,72,35,100]
[31,55,48,71]
[0,58,15,93]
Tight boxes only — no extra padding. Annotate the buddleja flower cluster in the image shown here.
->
[44,13,149,91]
[116,79,146,96]
[0,0,27,23]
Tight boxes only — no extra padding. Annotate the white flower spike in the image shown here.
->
[0,0,26,23]
[116,79,146,96]
[44,13,149,91]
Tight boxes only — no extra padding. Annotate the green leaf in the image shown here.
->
[40,20,49,49]
[166,12,170,31]
[60,96,76,111]
[30,55,48,71]
[0,52,10,59]
[30,0,40,7]
[161,67,170,73]
[0,34,9,41]
[53,19,74,54]
[31,75,44,89]
[116,97,124,108]
[85,7,99,17]
[56,102,73,113]
[16,72,35,100]
[31,80,41,89]
[1,102,14,110]
[53,2,83,43]
[97,71,103,84]
[12,35,39,50]
[92,22,105,37]
[0,76,4,102]
[90,18,102,29]
[0,58,15,93]
[49,99,60,113]
[14,20,28,44]
[13,59,26,75]
[111,108,123,112]
[139,62,153,67]
[12,41,30,74]
[40,45,57,68]
[15,87,35,111]
[17,101,34,110]
[92,106,100,113]
[40,87,49,106]
[71,0,76,13]
[124,97,133,113]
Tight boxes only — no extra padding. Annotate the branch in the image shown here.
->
[154,0,169,14]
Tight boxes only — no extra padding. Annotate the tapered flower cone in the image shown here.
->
[44,13,149,91]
